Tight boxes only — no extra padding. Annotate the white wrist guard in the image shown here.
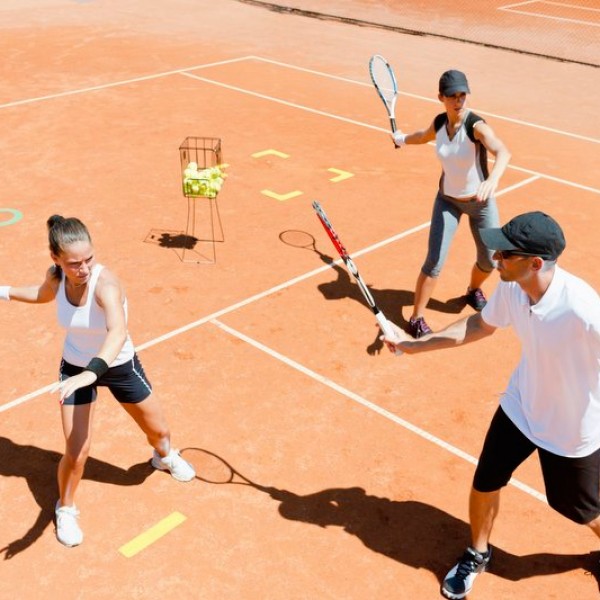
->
[393,132,407,147]
[0,286,10,301]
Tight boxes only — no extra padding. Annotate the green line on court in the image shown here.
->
[0,208,23,227]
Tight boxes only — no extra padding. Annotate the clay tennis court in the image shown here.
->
[1,1,599,598]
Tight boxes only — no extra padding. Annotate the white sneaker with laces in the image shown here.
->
[151,449,195,482]
[55,502,83,547]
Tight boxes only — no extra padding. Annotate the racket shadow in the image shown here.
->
[316,266,465,353]
[178,448,597,587]
[279,229,335,266]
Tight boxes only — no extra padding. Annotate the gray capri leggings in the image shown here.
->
[421,191,499,278]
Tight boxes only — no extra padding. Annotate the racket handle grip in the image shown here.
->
[375,312,403,356]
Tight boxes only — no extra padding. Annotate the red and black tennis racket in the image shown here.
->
[312,200,399,344]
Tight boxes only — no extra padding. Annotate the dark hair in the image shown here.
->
[47,215,92,279]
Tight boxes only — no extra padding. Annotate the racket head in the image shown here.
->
[313,201,378,310]
[369,54,398,103]
[369,54,399,131]
[312,201,350,261]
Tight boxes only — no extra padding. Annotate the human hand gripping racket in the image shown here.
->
[368,54,404,148]
[312,200,402,354]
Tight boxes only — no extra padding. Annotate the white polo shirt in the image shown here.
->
[482,266,600,457]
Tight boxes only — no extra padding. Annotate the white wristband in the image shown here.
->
[393,132,407,147]
[0,286,10,301]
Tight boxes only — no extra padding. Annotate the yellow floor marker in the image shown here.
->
[251,149,289,159]
[327,168,354,182]
[261,189,303,201]
[119,512,187,558]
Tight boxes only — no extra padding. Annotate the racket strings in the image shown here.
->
[369,57,397,104]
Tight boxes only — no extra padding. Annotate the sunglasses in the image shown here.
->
[496,250,538,260]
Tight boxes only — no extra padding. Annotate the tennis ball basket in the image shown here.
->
[179,136,225,198]
[178,137,225,263]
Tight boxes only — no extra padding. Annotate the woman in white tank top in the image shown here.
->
[0,215,196,547]
[391,70,511,339]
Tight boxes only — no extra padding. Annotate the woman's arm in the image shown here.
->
[1,267,59,303]
[94,274,129,366]
[473,122,511,201]
[392,121,437,147]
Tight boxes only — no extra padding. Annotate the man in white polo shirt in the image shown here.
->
[381,211,600,599]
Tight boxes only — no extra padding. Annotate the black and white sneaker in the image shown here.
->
[441,546,492,599]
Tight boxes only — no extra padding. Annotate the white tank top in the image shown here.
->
[57,263,135,367]
[434,111,488,199]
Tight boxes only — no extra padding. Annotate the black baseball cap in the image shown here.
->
[439,70,470,95]
[480,211,566,260]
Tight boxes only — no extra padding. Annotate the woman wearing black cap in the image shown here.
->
[392,69,511,338]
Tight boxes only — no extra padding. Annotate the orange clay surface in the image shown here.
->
[0,1,599,599]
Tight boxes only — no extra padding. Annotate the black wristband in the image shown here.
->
[84,357,109,379]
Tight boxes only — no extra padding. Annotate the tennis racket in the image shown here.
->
[180,447,288,500]
[312,200,400,345]
[369,54,399,135]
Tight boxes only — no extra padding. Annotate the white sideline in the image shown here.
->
[210,318,548,504]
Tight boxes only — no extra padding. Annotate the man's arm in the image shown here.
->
[384,313,497,355]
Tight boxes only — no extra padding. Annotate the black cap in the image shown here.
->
[439,70,470,95]
[480,211,566,261]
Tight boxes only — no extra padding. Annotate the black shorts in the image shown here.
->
[59,354,153,405]
[474,407,600,525]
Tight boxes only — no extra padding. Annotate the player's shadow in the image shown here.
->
[316,261,466,354]
[0,436,154,559]
[254,484,598,588]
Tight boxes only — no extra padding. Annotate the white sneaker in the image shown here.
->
[151,449,195,482]
[55,501,83,547]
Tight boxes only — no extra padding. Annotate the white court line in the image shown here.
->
[210,318,548,504]
[180,70,600,195]
[249,56,600,145]
[501,0,600,10]
[496,174,541,195]
[1,53,598,146]
[499,0,600,27]
[0,56,255,110]
[0,221,431,413]
[180,71,382,132]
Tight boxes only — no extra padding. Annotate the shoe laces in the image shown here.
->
[411,317,432,335]
[472,288,485,302]
[56,505,79,525]
[455,549,485,579]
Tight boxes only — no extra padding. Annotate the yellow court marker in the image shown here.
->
[251,149,289,159]
[261,189,303,201]
[119,512,187,558]
[327,168,354,182]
